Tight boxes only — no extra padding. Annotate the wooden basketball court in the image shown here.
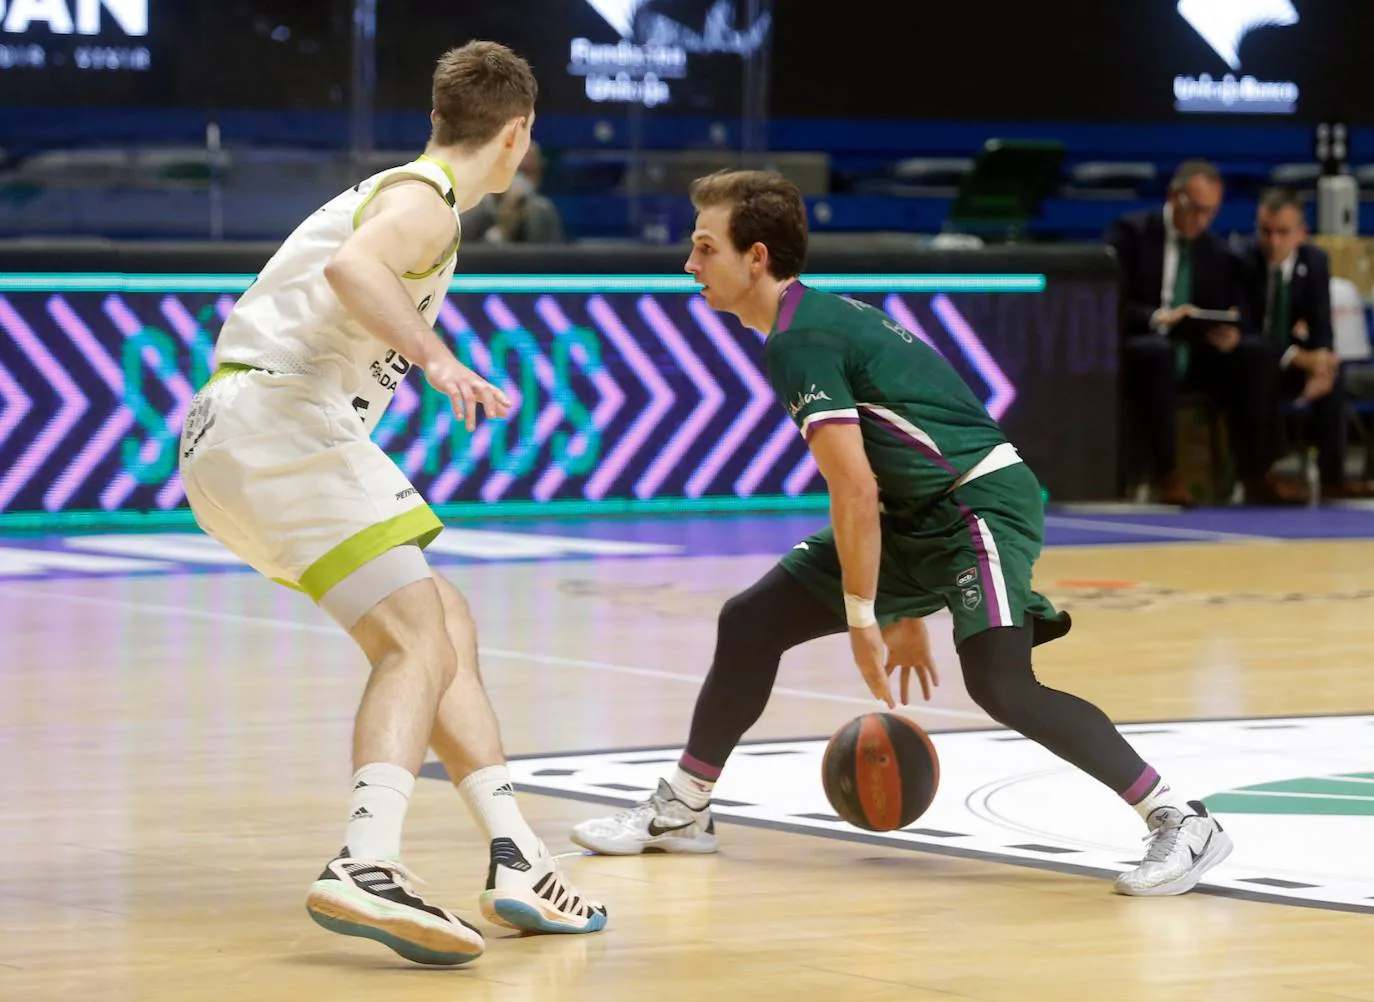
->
[3,511,1373,1001]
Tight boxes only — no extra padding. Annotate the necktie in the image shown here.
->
[1171,241,1193,308]
[1172,240,1193,375]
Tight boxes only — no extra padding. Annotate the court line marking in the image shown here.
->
[494,782,1374,917]
[0,585,988,723]
[1042,515,1280,544]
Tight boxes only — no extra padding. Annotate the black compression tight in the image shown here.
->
[683,566,1150,797]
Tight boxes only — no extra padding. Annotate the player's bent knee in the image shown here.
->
[348,575,459,688]
[326,544,457,681]
[716,589,761,649]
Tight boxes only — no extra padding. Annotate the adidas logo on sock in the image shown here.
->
[353,780,369,790]
[492,783,514,797]
[350,806,373,820]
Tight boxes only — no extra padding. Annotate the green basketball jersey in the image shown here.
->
[764,282,1012,511]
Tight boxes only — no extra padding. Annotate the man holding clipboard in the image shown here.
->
[1106,161,1305,506]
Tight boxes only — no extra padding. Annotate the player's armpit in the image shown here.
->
[335,180,457,279]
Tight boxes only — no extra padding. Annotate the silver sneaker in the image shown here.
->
[570,778,718,856]
[1114,800,1233,896]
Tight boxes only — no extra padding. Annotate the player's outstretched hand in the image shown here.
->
[424,352,512,431]
[881,617,939,704]
[850,623,893,708]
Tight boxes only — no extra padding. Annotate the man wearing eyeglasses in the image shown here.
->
[1106,160,1304,506]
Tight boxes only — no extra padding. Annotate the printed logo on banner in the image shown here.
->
[1174,0,1300,114]
[0,288,1015,516]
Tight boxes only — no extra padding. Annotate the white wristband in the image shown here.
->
[843,593,877,628]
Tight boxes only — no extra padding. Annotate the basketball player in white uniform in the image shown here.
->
[177,41,606,967]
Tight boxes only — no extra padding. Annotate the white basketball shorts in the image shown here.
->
[178,364,442,601]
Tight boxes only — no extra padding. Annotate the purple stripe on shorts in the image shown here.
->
[679,753,723,780]
[775,281,807,333]
[1122,766,1161,804]
[956,500,1003,628]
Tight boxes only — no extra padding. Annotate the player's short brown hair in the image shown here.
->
[689,169,808,279]
[431,41,538,148]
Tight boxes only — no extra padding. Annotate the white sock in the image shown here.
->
[345,762,415,861]
[1132,777,1191,822]
[667,766,714,811]
[458,765,542,862]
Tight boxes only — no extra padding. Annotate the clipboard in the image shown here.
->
[1171,309,1240,337]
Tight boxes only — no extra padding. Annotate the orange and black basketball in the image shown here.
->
[821,712,940,832]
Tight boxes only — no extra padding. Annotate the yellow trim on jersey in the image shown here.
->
[296,505,444,602]
[403,235,459,280]
[351,161,462,280]
[417,153,459,193]
[205,361,261,388]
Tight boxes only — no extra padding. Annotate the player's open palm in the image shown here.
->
[881,617,939,704]
[424,351,512,431]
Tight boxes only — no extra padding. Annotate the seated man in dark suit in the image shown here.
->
[1105,160,1302,505]
[1234,187,1374,499]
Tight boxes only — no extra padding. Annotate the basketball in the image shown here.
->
[821,712,940,832]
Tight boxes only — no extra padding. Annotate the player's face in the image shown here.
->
[685,206,753,313]
[1256,204,1305,265]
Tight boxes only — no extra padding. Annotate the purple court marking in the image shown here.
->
[931,295,1016,421]
[40,296,127,513]
[0,296,87,511]
[584,296,676,500]
[880,294,944,355]
[685,296,778,499]
[634,295,724,499]
[531,295,624,502]
[480,295,563,503]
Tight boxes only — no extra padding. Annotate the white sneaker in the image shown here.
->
[306,851,485,966]
[478,838,608,934]
[1114,800,1233,896]
[569,778,718,856]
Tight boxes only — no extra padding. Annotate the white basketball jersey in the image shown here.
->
[214,155,462,432]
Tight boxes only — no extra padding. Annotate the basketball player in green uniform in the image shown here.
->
[571,170,1232,897]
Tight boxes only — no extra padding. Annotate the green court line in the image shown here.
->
[1207,774,1374,815]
